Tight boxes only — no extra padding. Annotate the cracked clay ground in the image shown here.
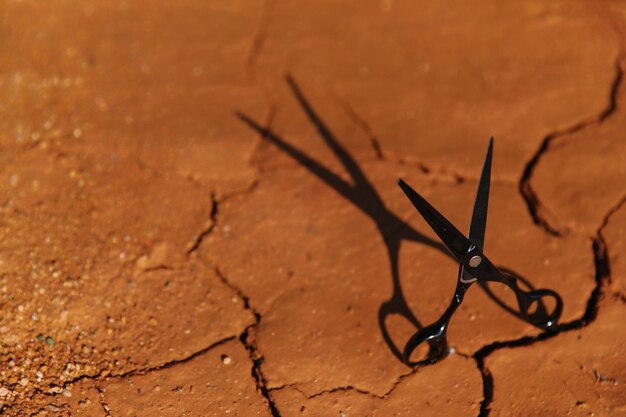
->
[1,1,626,416]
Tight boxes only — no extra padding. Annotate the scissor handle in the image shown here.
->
[516,288,563,329]
[402,319,449,366]
[476,263,563,329]
[403,269,473,366]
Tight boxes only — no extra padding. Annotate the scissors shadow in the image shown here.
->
[235,75,538,363]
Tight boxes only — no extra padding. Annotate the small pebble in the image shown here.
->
[221,354,232,365]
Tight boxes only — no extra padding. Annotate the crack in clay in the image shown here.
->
[15,338,241,414]
[239,71,620,414]
[23,406,55,417]
[242,116,514,189]
[334,96,385,160]
[267,354,483,412]
[597,194,626,299]
[124,337,238,377]
[245,0,275,81]
[217,178,260,203]
[64,337,236,390]
[519,58,623,236]
[186,192,218,255]
[187,181,259,256]
[595,194,626,238]
[295,384,386,400]
[95,384,111,416]
[240,79,481,186]
[243,117,513,187]
[267,381,391,406]
[473,194,622,416]
[214,267,283,417]
[257,155,517,189]
[303,367,417,400]
[269,358,458,403]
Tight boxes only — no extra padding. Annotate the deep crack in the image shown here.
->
[475,359,494,417]
[186,192,218,255]
[519,59,623,236]
[215,267,282,417]
[473,194,621,416]
[492,54,625,415]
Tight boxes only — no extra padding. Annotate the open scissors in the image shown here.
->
[397,138,563,366]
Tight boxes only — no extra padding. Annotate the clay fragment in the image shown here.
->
[272,355,481,416]
[532,76,626,235]
[66,340,272,416]
[486,301,626,417]
[201,161,594,396]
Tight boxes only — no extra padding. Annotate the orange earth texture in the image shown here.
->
[1,1,626,416]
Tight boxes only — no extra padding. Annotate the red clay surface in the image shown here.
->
[1,0,625,416]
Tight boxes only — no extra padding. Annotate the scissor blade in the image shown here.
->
[468,137,493,250]
[397,179,472,259]
[461,138,493,282]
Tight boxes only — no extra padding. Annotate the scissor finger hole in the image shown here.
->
[478,279,519,317]
[539,295,557,316]
[405,337,447,366]
[526,292,560,326]
[526,299,540,316]
[383,313,420,350]
[406,342,431,365]
[482,280,517,305]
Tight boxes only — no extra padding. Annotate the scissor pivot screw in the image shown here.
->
[469,256,482,267]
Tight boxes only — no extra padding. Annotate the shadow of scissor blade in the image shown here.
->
[285,74,375,195]
[235,111,360,204]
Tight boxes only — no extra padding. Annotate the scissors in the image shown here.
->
[397,138,563,366]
